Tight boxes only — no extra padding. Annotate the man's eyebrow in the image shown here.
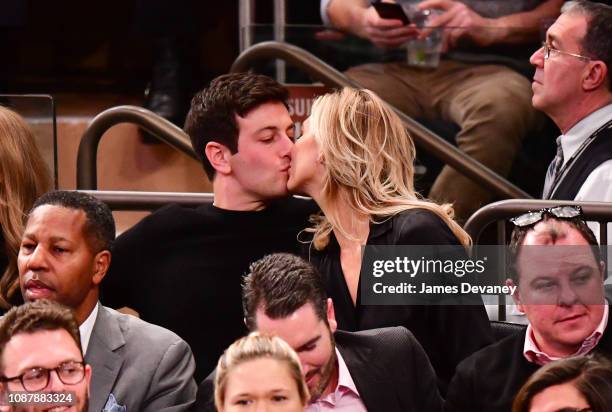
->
[49,236,71,243]
[529,276,557,285]
[255,125,279,134]
[546,32,561,46]
[295,335,321,352]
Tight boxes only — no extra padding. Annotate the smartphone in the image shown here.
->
[372,2,411,25]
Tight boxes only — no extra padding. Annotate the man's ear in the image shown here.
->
[326,298,337,333]
[583,61,608,92]
[84,364,92,396]
[205,142,233,176]
[506,278,524,312]
[92,250,111,286]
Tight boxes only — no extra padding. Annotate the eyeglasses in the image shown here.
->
[541,42,592,62]
[510,205,583,228]
[1,361,86,392]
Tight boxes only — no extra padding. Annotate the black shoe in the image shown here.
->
[141,37,188,144]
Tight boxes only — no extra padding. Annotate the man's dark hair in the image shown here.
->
[184,72,289,180]
[242,253,328,331]
[508,215,601,284]
[30,190,115,253]
[566,1,612,91]
[0,300,82,371]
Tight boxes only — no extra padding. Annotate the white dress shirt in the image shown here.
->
[557,103,612,203]
[555,103,612,247]
[78,303,99,355]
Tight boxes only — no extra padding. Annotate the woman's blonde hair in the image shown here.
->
[307,87,470,249]
[214,332,309,410]
[0,106,52,309]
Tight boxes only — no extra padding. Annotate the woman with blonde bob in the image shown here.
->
[288,87,492,390]
[215,332,309,412]
[0,106,52,310]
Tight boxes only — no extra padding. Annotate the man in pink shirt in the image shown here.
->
[195,253,443,412]
[445,206,611,412]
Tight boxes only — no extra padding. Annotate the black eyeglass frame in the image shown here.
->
[509,205,584,228]
[0,360,86,392]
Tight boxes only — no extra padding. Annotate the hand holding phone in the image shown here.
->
[372,2,411,25]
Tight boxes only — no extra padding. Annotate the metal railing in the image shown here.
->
[465,199,612,245]
[465,199,612,321]
[231,41,530,201]
[76,106,198,190]
[81,190,213,211]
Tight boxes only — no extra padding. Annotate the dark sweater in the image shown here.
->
[102,197,317,380]
[445,305,612,412]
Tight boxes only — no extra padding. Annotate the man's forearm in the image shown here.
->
[326,0,370,36]
[488,0,564,44]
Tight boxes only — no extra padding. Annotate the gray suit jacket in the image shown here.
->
[85,305,197,412]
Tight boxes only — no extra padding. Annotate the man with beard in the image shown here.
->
[194,253,442,412]
[17,191,196,411]
[0,300,90,412]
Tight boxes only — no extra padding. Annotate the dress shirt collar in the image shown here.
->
[523,303,609,366]
[560,103,612,166]
[307,348,366,411]
[79,302,99,355]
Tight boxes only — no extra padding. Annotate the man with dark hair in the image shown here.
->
[445,207,611,412]
[0,300,90,412]
[17,190,197,412]
[103,72,317,380]
[195,253,443,412]
[534,1,612,201]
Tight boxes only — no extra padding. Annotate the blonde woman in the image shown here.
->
[288,87,493,392]
[214,332,309,412]
[0,106,52,311]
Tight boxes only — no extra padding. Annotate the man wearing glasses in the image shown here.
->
[531,1,612,202]
[16,191,196,411]
[444,206,611,412]
[0,300,90,412]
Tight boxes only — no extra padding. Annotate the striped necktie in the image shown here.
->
[542,137,564,199]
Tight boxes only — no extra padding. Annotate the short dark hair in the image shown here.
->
[0,300,82,371]
[242,253,328,331]
[513,354,612,412]
[565,1,612,91]
[30,191,115,253]
[184,72,289,180]
[508,215,601,284]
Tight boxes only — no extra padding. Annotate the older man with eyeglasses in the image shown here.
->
[0,300,91,412]
[531,1,612,202]
[444,206,612,412]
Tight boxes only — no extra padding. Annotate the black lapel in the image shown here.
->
[335,332,398,412]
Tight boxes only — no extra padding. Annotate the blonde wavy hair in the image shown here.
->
[214,332,309,410]
[307,87,471,250]
[0,106,52,309]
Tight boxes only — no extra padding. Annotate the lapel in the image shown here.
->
[84,304,126,412]
[335,332,396,412]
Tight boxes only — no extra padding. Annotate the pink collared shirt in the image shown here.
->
[307,349,367,412]
[524,304,609,366]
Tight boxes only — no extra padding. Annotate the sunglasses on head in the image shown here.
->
[509,205,583,228]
